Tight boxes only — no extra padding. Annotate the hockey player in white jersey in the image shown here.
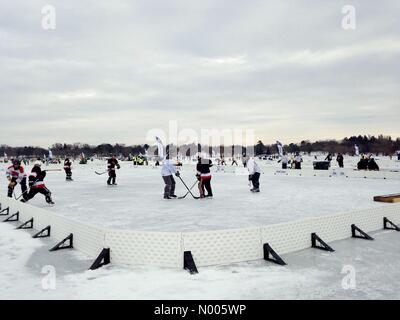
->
[247,157,261,192]
[161,154,180,199]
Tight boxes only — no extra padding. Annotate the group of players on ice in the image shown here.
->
[5,157,74,205]
[4,150,263,205]
[5,139,368,204]
[103,152,261,199]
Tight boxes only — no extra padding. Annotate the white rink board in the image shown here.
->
[1,195,400,268]
[270,168,400,180]
[260,218,314,255]
[182,228,263,266]
[0,196,106,258]
[104,230,182,267]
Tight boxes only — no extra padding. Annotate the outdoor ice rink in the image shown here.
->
[1,155,400,300]
[1,156,399,232]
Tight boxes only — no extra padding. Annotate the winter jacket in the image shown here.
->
[161,160,177,176]
[64,159,72,169]
[29,166,46,188]
[247,158,261,175]
[6,165,26,183]
[196,159,213,179]
[107,158,120,170]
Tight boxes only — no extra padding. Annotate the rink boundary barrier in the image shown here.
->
[0,196,399,270]
[269,168,400,180]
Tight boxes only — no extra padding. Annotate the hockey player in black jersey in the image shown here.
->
[64,158,73,181]
[196,156,213,198]
[21,160,54,204]
[107,155,120,185]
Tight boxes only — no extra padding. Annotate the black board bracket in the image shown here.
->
[49,233,73,251]
[263,243,287,266]
[183,251,198,274]
[351,224,374,240]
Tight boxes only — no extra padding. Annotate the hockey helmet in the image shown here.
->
[34,160,42,167]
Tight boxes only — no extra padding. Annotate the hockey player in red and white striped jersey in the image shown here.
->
[6,159,28,200]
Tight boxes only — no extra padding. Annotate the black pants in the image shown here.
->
[295,162,301,169]
[107,170,116,184]
[163,175,176,196]
[26,187,52,203]
[199,178,212,197]
[251,172,260,189]
[65,168,72,180]
[7,178,28,200]
[282,163,288,169]
[338,161,344,168]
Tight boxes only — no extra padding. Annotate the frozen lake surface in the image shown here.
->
[1,161,400,232]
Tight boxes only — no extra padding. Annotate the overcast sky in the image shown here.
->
[0,0,399,147]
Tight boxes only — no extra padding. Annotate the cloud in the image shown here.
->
[0,0,399,147]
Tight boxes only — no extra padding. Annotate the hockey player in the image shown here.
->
[64,158,73,181]
[21,161,54,204]
[281,152,289,169]
[196,156,213,198]
[107,155,120,185]
[6,159,28,200]
[247,157,261,192]
[294,152,302,169]
[241,154,247,167]
[336,153,344,168]
[161,154,180,199]
[357,155,368,170]
[368,156,379,171]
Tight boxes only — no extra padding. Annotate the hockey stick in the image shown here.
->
[95,171,108,175]
[44,169,62,172]
[178,180,198,199]
[177,176,200,199]
[14,189,28,201]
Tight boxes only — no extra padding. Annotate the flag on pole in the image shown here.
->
[276,141,284,157]
[155,136,164,159]
[355,144,359,156]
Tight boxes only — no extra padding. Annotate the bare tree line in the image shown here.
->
[1,135,399,158]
